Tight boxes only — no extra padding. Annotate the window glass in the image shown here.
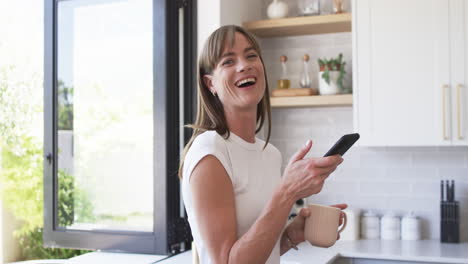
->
[57,0,153,232]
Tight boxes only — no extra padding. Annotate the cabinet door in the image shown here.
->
[354,0,451,146]
[450,0,468,145]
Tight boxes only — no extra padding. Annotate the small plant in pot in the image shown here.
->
[318,53,346,95]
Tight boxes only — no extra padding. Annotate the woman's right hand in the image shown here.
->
[281,140,343,201]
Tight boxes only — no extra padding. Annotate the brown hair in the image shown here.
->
[178,25,272,179]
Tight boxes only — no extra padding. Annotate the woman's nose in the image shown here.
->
[236,58,252,72]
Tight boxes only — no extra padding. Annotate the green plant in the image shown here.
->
[1,63,93,260]
[0,137,94,260]
[19,228,90,260]
[58,80,74,130]
[318,53,347,90]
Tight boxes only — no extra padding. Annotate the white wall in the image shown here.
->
[198,0,263,53]
[197,0,221,54]
[220,0,263,26]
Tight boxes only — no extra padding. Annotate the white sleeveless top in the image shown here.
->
[182,131,283,264]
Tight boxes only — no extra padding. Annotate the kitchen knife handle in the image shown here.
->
[451,180,455,201]
[457,84,463,139]
[443,85,450,140]
[441,180,444,201]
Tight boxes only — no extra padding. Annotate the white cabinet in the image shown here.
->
[353,0,468,146]
[450,0,468,145]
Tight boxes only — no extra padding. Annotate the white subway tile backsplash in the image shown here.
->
[351,196,391,212]
[359,181,412,196]
[439,168,468,178]
[416,211,439,239]
[457,181,468,198]
[384,168,438,180]
[360,150,411,169]
[333,33,353,46]
[321,180,360,195]
[411,182,442,197]
[387,197,438,213]
[344,167,385,179]
[412,151,466,168]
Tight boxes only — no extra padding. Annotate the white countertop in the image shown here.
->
[67,240,468,264]
[282,240,468,264]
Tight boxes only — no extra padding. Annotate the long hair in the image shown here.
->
[178,25,272,179]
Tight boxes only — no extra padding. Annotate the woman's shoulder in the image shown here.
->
[183,131,233,181]
[192,130,225,148]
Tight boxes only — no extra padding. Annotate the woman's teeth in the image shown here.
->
[236,77,256,88]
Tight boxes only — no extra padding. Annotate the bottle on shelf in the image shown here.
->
[300,54,312,88]
[277,55,290,89]
[298,0,320,16]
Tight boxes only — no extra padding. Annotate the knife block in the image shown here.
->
[440,201,459,243]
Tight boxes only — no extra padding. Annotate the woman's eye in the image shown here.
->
[247,54,258,59]
[222,59,234,66]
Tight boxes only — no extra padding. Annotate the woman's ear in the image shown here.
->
[203,74,216,95]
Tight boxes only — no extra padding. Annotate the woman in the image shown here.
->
[179,25,346,264]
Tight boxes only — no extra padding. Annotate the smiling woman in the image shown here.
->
[179,25,346,264]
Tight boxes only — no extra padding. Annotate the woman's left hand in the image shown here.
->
[286,203,348,244]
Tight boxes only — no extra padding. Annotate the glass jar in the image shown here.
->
[298,0,320,16]
[319,0,333,15]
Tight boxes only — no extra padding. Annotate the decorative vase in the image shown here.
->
[318,71,340,95]
[267,0,289,19]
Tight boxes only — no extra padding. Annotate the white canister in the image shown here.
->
[401,212,421,240]
[361,211,380,239]
[340,208,361,240]
[381,212,401,240]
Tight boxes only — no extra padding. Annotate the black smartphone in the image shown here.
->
[323,133,360,157]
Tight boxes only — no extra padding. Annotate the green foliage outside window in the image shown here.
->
[1,137,94,260]
[58,80,74,130]
[0,65,93,260]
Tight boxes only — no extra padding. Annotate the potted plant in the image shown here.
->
[318,53,346,95]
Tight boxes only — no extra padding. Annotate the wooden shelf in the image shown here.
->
[270,94,352,108]
[243,13,351,38]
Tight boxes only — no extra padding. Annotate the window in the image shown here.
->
[44,0,196,255]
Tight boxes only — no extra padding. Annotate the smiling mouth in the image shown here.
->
[235,77,257,88]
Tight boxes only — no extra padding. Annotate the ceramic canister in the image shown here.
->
[401,212,421,240]
[381,212,401,240]
[361,211,380,239]
[340,208,361,240]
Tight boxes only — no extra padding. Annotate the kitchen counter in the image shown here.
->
[282,240,468,264]
[68,240,468,264]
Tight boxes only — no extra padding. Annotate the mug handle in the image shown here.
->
[338,211,347,234]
